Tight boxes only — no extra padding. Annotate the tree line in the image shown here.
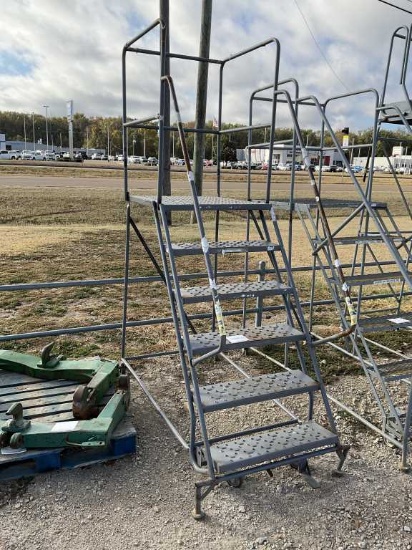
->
[0,110,410,159]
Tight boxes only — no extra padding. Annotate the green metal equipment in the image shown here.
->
[0,343,130,451]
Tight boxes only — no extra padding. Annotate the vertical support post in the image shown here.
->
[255,260,266,327]
[121,204,131,358]
[193,0,213,196]
[159,0,171,223]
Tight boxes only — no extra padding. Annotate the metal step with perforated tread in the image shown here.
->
[339,271,408,286]
[358,313,412,333]
[186,323,305,355]
[180,280,292,304]
[371,359,412,381]
[169,239,280,256]
[131,195,272,211]
[198,370,319,412]
[208,421,338,473]
[331,235,406,245]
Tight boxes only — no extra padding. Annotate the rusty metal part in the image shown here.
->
[72,385,99,420]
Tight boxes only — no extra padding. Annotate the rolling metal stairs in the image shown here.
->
[119,20,348,518]
[295,195,412,469]
[277,24,412,466]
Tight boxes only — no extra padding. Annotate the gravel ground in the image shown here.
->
[1,362,412,550]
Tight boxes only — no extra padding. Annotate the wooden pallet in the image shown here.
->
[0,369,136,480]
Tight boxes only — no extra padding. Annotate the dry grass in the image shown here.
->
[0,166,410,378]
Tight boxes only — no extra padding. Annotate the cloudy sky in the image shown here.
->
[1,0,411,131]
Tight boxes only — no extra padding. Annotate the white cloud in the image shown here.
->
[0,0,410,130]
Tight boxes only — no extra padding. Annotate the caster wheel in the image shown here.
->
[192,508,206,520]
[227,477,243,488]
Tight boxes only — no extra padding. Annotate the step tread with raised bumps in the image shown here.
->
[180,280,292,303]
[358,313,412,333]
[169,239,280,256]
[209,421,338,473]
[186,323,306,356]
[130,195,273,211]
[198,370,319,412]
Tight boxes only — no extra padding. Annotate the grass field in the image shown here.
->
[0,164,411,379]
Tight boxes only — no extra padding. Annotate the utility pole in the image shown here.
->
[43,105,49,151]
[159,0,171,224]
[193,0,212,197]
[67,100,74,159]
[32,113,35,151]
[23,114,27,150]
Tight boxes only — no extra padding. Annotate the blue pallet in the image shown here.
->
[0,369,137,481]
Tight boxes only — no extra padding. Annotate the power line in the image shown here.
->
[377,0,412,14]
[293,0,349,92]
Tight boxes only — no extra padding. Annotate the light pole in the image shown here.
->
[23,114,27,150]
[32,112,35,151]
[43,105,49,151]
[143,129,146,157]
[133,138,136,156]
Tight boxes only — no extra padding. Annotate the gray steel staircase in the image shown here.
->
[136,74,349,519]
[293,193,412,470]
[120,20,348,518]
[153,193,348,517]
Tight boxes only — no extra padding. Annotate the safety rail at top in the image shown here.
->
[121,17,281,202]
[381,24,412,115]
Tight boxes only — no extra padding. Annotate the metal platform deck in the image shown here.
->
[130,195,273,211]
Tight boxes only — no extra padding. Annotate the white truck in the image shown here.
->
[0,149,21,160]
[20,150,45,160]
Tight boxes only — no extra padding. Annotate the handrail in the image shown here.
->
[161,74,227,364]
[267,88,359,343]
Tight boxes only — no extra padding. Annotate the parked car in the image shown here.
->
[277,163,290,171]
[91,153,102,160]
[117,154,125,162]
[75,151,88,160]
[147,157,158,166]
[21,150,34,160]
[128,155,140,164]
[21,150,44,160]
[0,149,21,160]
[344,165,363,173]
[44,151,56,161]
